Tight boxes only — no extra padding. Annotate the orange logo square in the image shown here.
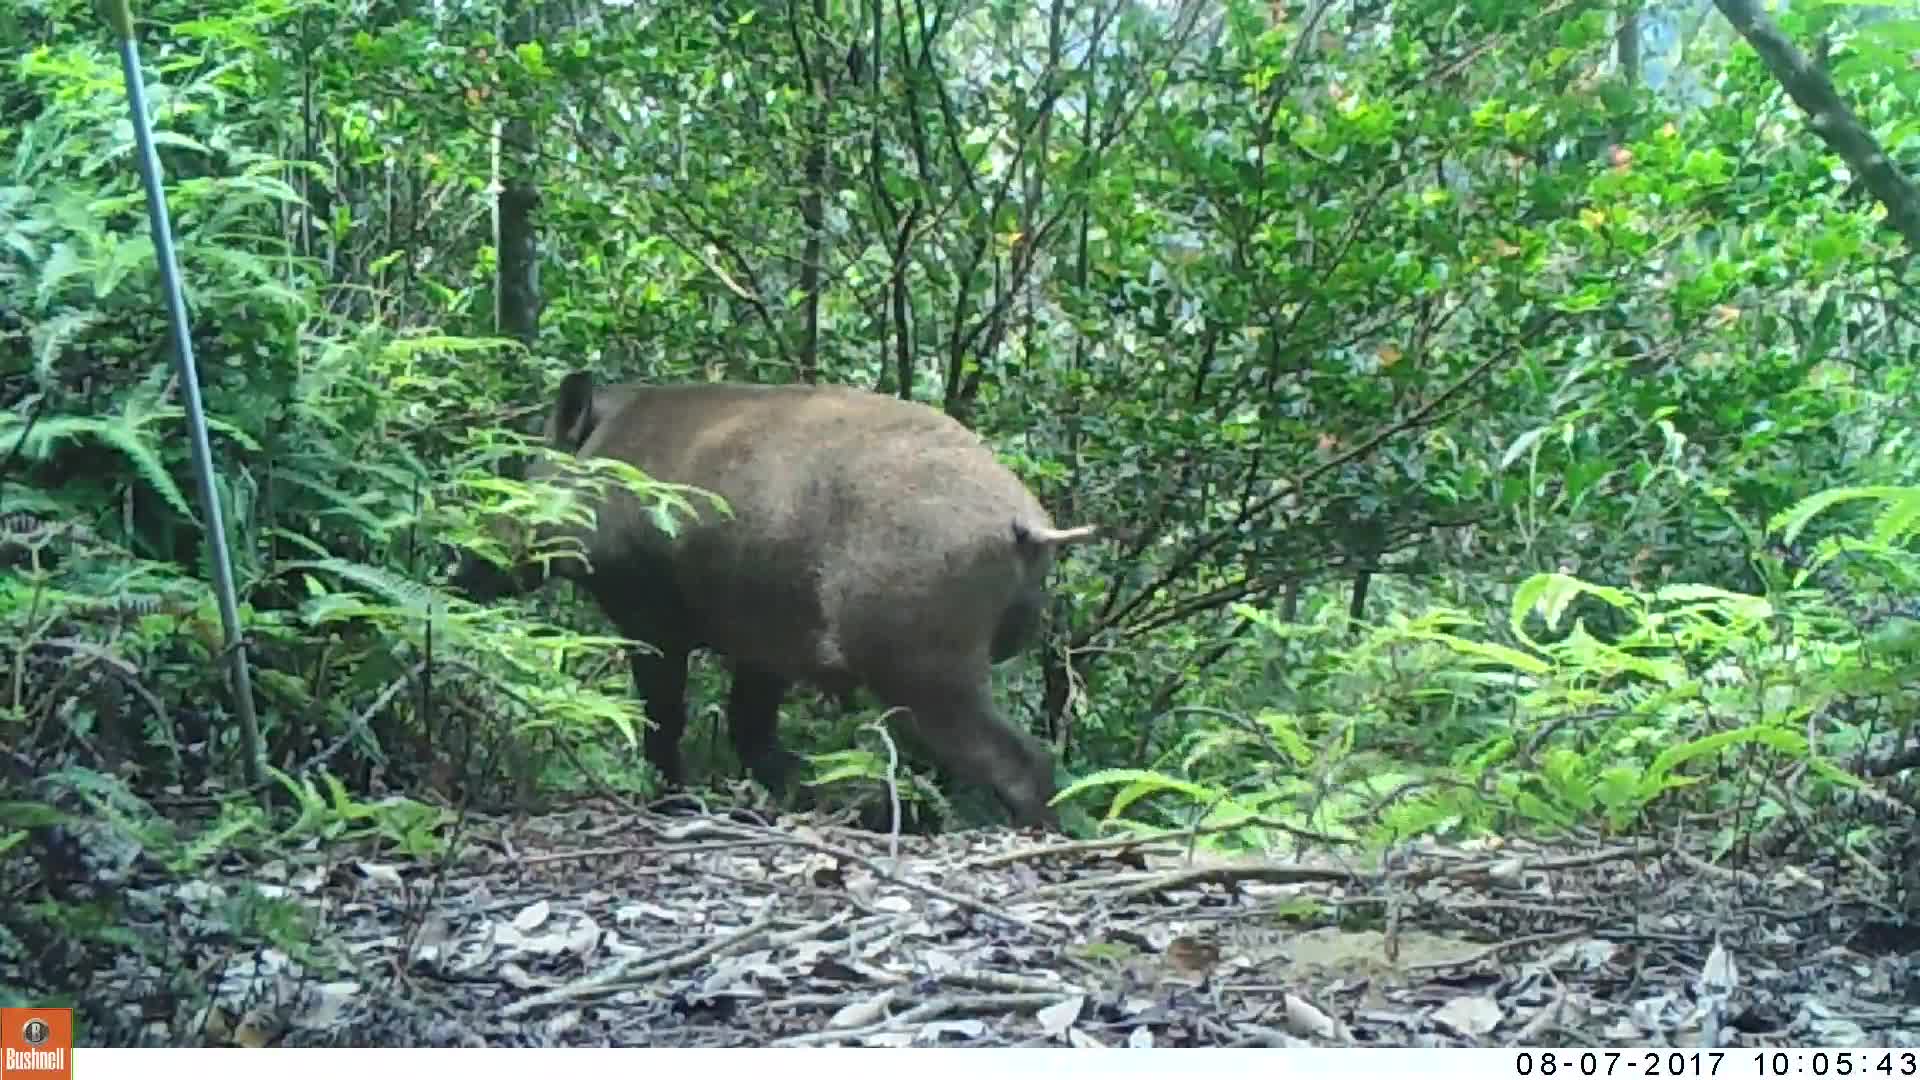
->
[0,1008,71,1080]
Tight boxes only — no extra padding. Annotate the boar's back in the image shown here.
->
[570,382,1066,687]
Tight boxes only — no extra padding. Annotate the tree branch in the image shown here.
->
[1713,0,1920,251]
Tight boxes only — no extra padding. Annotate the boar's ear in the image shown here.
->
[548,370,598,451]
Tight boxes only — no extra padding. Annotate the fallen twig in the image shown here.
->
[500,908,780,1017]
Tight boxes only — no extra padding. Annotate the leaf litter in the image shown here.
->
[70,805,1920,1047]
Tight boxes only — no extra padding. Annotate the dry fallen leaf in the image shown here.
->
[1283,992,1339,1040]
[1036,995,1084,1038]
[232,1005,282,1048]
[512,899,552,932]
[543,1008,583,1040]
[1699,941,1738,994]
[497,961,540,990]
[564,916,603,958]
[828,988,897,1029]
[292,981,360,1031]
[356,861,404,889]
[613,900,682,925]
[1434,993,1503,1037]
[200,1006,235,1043]
[410,912,453,964]
[1165,935,1222,981]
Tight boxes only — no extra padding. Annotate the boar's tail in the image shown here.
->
[1011,520,1100,548]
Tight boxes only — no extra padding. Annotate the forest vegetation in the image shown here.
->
[5,0,1920,1042]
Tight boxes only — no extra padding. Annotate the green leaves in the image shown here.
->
[1773,485,1920,548]
[8,0,1920,872]
[1108,466,1917,852]
[1510,572,1634,646]
[0,368,200,522]
[266,766,454,858]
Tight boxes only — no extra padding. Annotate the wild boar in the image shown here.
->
[451,370,1098,829]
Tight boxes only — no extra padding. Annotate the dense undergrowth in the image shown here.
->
[4,0,1920,1042]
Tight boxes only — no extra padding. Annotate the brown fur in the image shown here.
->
[453,371,1099,828]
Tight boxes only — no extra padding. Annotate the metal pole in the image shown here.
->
[102,0,264,786]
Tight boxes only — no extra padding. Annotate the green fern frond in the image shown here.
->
[0,489,78,520]
[190,246,305,309]
[259,527,332,559]
[35,241,85,306]
[1868,489,1920,548]
[169,802,265,873]
[6,413,194,520]
[200,414,263,453]
[280,557,439,612]
[32,308,102,378]
[341,455,429,492]
[273,468,392,533]
[94,232,151,299]
[1772,485,1911,546]
[93,421,196,520]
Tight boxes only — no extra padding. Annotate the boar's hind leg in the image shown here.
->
[878,671,1059,830]
[630,639,693,787]
[726,663,799,795]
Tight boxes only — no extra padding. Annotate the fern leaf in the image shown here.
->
[273,468,391,533]
[32,309,102,380]
[95,421,197,521]
[280,557,439,612]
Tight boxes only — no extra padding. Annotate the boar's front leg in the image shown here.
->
[726,662,800,795]
[629,638,693,787]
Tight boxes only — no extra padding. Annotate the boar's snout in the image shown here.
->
[1008,744,1063,831]
[1014,790,1062,832]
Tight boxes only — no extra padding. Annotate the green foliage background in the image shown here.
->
[5,0,1920,1037]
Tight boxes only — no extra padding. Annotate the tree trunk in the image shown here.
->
[1616,3,1640,85]
[496,0,542,348]
[795,0,829,384]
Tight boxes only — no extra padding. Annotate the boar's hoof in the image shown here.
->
[743,746,803,796]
